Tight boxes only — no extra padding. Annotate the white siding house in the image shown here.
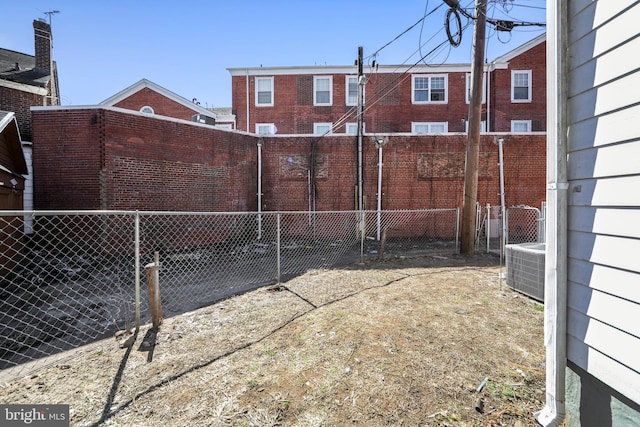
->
[541,1,640,425]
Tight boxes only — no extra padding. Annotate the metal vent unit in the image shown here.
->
[191,114,216,125]
[505,243,545,302]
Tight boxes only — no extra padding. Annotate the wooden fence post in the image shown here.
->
[145,251,163,328]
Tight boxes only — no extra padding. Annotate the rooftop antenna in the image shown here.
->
[44,10,60,27]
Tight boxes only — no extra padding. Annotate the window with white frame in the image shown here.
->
[511,70,532,102]
[466,73,486,104]
[256,123,276,135]
[314,76,333,106]
[140,106,154,114]
[465,120,487,132]
[511,120,532,132]
[412,74,447,103]
[255,77,274,106]
[346,76,358,106]
[346,122,365,134]
[412,122,448,133]
[314,122,332,135]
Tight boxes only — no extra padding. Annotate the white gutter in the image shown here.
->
[535,0,567,425]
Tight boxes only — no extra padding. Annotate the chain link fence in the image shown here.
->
[476,204,544,254]
[0,208,458,378]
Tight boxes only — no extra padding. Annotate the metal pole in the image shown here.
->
[134,211,140,331]
[276,213,281,283]
[486,203,490,253]
[455,207,460,252]
[257,138,263,239]
[498,137,507,248]
[376,144,383,240]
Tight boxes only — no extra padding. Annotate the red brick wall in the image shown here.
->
[260,134,546,212]
[0,86,45,141]
[113,87,201,121]
[32,108,545,215]
[491,42,547,132]
[31,108,257,212]
[232,42,546,134]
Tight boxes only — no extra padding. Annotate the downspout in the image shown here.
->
[257,138,263,240]
[486,65,491,132]
[246,69,250,132]
[535,1,567,426]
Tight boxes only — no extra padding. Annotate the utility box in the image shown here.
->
[505,243,545,302]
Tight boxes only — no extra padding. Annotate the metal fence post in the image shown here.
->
[455,207,460,252]
[134,211,140,331]
[277,213,281,283]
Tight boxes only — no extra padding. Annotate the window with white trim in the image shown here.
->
[314,76,332,106]
[511,70,532,102]
[511,120,532,132]
[412,74,447,103]
[346,76,359,106]
[466,73,486,104]
[412,122,448,133]
[140,106,154,114]
[465,120,487,132]
[255,77,274,106]
[256,123,276,135]
[314,122,332,135]
[346,122,365,134]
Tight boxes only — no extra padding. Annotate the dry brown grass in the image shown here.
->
[0,254,545,426]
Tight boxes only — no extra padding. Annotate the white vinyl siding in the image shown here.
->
[564,0,640,405]
[412,74,447,104]
[412,122,448,133]
[255,77,274,106]
[511,70,531,102]
[314,76,332,106]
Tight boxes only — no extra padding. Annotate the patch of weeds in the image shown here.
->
[263,348,276,357]
[532,302,544,312]
[487,380,519,401]
[247,379,260,390]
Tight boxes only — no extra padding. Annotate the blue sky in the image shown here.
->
[2,0,546,108]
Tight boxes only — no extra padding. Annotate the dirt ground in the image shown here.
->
[0,254,546,426]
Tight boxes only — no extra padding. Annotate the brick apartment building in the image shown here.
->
[99,78,236,130]
[0,19,60,141]
[0,19,60,217]
[228,34,545,136]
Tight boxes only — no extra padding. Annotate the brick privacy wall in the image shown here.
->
[261,134,546,212]
[31,108,257,212]
[491,41,547,132]
[113,87,201,121]
[0,86,45,141]
[31,107,544,214]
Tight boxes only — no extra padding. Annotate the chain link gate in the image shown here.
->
[506,206,542,244]
[1,208,459,379]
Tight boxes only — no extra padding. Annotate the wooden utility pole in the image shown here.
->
[461,0,487,255]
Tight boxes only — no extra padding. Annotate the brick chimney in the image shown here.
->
[33,19,51,74]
